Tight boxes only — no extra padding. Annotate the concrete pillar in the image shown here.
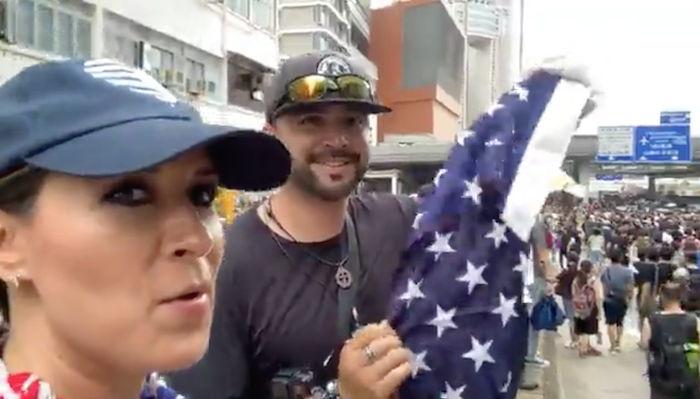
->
[648,176,657,195]
[91,4,105,57]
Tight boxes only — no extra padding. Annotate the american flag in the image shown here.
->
[391,70,591,399]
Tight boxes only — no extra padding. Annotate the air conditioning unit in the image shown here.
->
[186,79,203,96]
[162,70,174,85]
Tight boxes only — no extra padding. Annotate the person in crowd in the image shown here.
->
[587,228,605,266]
[601,248,635,353]
[571,260,603,357]
[641,282,700,399]
[0,59,293,399]
[556,252,580,348]
[635,248,657,334]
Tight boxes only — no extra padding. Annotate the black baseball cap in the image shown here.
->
[0,59,291,192]
[264,51,391,122]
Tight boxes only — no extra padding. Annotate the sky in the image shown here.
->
[520,0,700,135]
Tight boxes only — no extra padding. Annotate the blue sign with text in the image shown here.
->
[660,111,690,125]
[595,125,691,163]
[634,125,691,163]
[595,174,623,181]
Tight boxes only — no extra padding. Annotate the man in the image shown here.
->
[525,218,558,368]
[601,248,635,353]
[640,282,700,399]
[168,51,416,399]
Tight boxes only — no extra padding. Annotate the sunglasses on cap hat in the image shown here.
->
[284,74,375,103]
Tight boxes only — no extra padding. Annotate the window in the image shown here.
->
[251,0,272,32]
[56,11,74,56]
[11,0,92,58]
[16,0,35,46]
[36,4,53,51]
[75,18,90,58]
[312,33,331,51]
[225,0,250,19]
[148,46,175,75]
[186,58,205,93]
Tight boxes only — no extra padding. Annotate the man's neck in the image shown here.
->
[265,185,348,243]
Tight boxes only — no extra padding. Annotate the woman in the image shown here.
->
[587,228,605,266]
[571,260,603,357]
[0,59,296,399]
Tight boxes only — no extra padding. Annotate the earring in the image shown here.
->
[8,276,18,288]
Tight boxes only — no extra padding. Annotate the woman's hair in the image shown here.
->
[0,168,49,337]
[576,259,593,286]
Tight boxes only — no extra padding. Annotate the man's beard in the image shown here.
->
[289,157,367,202]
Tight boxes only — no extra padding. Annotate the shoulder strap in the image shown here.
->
[337,210,361,339]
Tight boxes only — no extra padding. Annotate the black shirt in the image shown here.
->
[167,194,417,399]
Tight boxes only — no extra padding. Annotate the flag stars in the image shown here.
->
[433,168,447,187]
[427,232,456,260]
[409,350,432,378]
[398,279,425,307]
[457,129,475,146]
[492,293,518,327]
[456,261,488,294]
[485,138,503,147]
[487,103,504,116]
[412,212,424,230]
[442,383,466,399]
[509,84,529,101]
[462,337,496,372]
[485,221,508,248]
[462,179,482,204]
[427,305,458,338]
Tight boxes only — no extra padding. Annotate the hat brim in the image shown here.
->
[24,118,291,192]
[273,99,391,119]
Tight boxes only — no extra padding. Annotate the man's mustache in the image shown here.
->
[309,150,360,163]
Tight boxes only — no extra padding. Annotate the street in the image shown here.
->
[557,306,649,399]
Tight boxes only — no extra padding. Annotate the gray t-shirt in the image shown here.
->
[530,221,548,278]
[601,263,633,299]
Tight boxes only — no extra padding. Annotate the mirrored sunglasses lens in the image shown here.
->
[336,76,372,100]
[288,76,332,101]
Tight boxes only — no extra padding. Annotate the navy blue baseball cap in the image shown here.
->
[0,59,290,191]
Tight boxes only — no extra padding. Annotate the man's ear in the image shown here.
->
[0,213,28,283]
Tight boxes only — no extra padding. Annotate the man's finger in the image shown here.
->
[365,335,403,360]
[373,362,411,398]
[345,322,395,349]
[367,347,412,377]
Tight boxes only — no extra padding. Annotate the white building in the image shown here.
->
[452,0,517,127]
[0,0,280,130]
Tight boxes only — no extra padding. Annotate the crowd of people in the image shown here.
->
[545,194,700,398]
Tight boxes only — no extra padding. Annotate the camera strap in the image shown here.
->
[337,209,360,340]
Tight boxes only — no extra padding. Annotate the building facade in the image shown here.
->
[452,0,515,128]
[370,0,465,144]
[0,0,280,129]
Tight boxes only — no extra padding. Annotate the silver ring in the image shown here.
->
[363,345,377,363]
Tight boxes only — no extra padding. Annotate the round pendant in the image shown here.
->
[335,266,353,289]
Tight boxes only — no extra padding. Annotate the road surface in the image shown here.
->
[557,306,648,399]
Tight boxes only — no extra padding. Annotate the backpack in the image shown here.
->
[648,313,699,397]
[572,280,596,318]
[545,231,554,249]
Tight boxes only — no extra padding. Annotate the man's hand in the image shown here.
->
[337,321,412,399]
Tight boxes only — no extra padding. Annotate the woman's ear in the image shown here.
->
[0,213,28,284]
